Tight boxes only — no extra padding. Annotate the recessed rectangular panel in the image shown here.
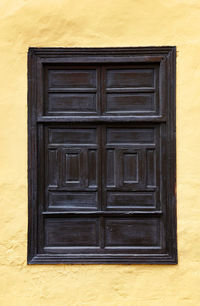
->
[49,128,97,144]
[117,148,146,188]
[48,69,97,88]
[45,218,99,247]
[47,93,97,114]
[106,69,155,88]
[107,128,154,144]
[61,149,84,188]
[48,150,58,186]
[88,149,97,187]
[65,153,80,183]
[123,153,138,183]
[48,191,98,209]
[106,93,155,113]
[105,218,161,247]
[107,191,156,208]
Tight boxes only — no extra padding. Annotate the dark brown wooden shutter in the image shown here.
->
[28,47,177,264]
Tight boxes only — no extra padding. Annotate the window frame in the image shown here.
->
[28,47,177,264]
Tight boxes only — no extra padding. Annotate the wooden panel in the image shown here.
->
[66,153,80,182]
[60,149,83,188]
[105,218,161,247]
[107,128,155,144]
[49,128,97,144]
[45,217,99,247]
[106,192,156,209]
[48,93,97,114]
[106,68,155,88]
[48,69,97,88]
[104,126,160,208]
[106,93,155,113]
[123,153,138,183]
[118,148,145,188]
[48,191,97,209]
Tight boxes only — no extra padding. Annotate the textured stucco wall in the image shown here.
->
[0,0,200,305]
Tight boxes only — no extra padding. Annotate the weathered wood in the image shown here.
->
[28,47,177,264]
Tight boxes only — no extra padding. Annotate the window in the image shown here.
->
[28,47,177,264]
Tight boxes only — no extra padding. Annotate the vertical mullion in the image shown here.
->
[99,65,106,248]
[101,124,107,212]
[100,65,107,212]
[98,64,103,212]
[98,124,105,249]
[98,125,102,212]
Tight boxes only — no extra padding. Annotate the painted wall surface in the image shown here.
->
[0,0,200,305]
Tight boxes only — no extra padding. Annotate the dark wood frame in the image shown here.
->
[28,47,177,264]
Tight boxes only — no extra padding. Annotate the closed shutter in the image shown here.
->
[28,47,177,264]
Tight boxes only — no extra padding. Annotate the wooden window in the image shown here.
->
[28,47,177,264]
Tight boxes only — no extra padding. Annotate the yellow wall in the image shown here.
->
[0,0,200,305]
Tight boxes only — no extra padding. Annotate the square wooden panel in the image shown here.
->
[28,47,176,264]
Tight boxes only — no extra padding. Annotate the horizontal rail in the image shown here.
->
[37,115,167,123]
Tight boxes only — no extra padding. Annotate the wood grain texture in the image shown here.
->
[28,47,177,264]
